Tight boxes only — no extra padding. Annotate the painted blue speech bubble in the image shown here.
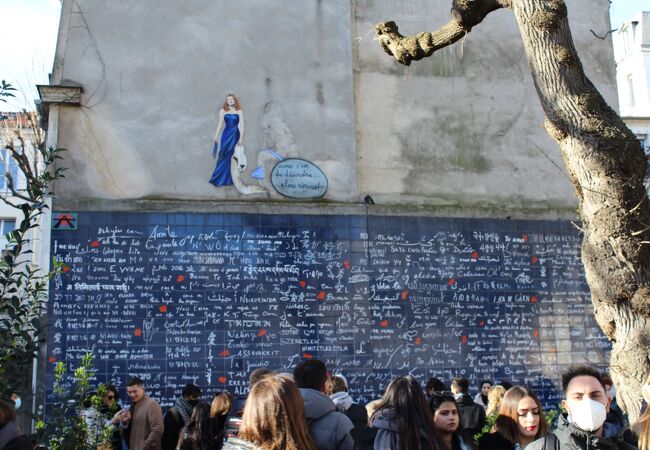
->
[271,158,328,199]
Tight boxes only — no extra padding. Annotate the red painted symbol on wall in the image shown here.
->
[479,320,485,327]
[134,328,142,337]
[176,274,185,283]
[533,330,539,338]
[470,251,479,260]
[531,256,539,264]
[159,305,168,313]
[257,329,267,337]
[379,320,389,328]
[48,356,56,363]
[303,352,314,359]
[415,337,422,346]
[448,277,456,286]
[219,349,231,357]
[401,290,408,300]
[62,265,71,273]
[317,291,326,301]
[218,376,227,384]
[343,261,351,270]
[530,295,538,303]
[299,280,307,288]
[90,240,100,248]
[460,335,469,344]
[522,234,529,242]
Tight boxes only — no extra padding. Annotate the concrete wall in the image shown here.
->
[49,0,619,217]
[353,0,618,213]
[53,0,357,201]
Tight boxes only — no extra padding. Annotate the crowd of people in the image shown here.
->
[3,363,650,450]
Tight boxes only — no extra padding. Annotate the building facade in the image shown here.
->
[41,0,619,405]
[613,10,650,182]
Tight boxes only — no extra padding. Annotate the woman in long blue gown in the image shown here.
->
[210,94,244,187]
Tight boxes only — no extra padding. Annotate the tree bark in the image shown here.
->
[376,0,650,422]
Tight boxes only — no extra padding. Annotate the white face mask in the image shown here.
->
[567,398,607,432]
[14,397,21,410]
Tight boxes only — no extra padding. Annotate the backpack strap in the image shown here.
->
[543,433,559,450]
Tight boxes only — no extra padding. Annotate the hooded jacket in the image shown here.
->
[526,413,637,450]
[300,388,355,450]
[371,408,438,450]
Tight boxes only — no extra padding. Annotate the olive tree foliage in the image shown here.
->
[0,81,66,396]
[375,0,650,420]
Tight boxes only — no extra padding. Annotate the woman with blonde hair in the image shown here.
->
[221,375,316,450]
[210,391,234,449]
[485,385,506,418]
[631,375,650,450]
[478,386,548,450]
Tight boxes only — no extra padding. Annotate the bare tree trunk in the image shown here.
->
[375,0,650,422]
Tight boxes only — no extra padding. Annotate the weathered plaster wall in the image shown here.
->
[353,0,618,212]
[51,0,618,217]
[54,0,357,201]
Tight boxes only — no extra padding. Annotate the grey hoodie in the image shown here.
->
[300,388,355,450]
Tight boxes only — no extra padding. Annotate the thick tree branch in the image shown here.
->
[375,0,507,65]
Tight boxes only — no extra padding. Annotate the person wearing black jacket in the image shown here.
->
[326,375,375,450]
[162,384,202,450]
[451,377,486,450]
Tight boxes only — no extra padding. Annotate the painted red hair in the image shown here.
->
[222,94,241,111]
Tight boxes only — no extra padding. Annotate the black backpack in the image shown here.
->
[543,433,559,450]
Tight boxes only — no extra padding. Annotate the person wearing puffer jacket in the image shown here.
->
[294,360,355,450]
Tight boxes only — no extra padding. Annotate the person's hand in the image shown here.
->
[111,410,122,425]
[120,410,131,425]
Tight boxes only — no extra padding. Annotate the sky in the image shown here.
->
[0,0,647,112]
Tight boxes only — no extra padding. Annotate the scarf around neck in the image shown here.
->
[175,397,194,425]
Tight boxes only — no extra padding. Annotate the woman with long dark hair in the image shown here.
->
[430,393,470,450]
[222,375,316,450]
[178,403,217,450]
[478,387,548,450]
[370,376,441,450]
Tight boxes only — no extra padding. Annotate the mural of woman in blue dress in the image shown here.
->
[210,94,244,187]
